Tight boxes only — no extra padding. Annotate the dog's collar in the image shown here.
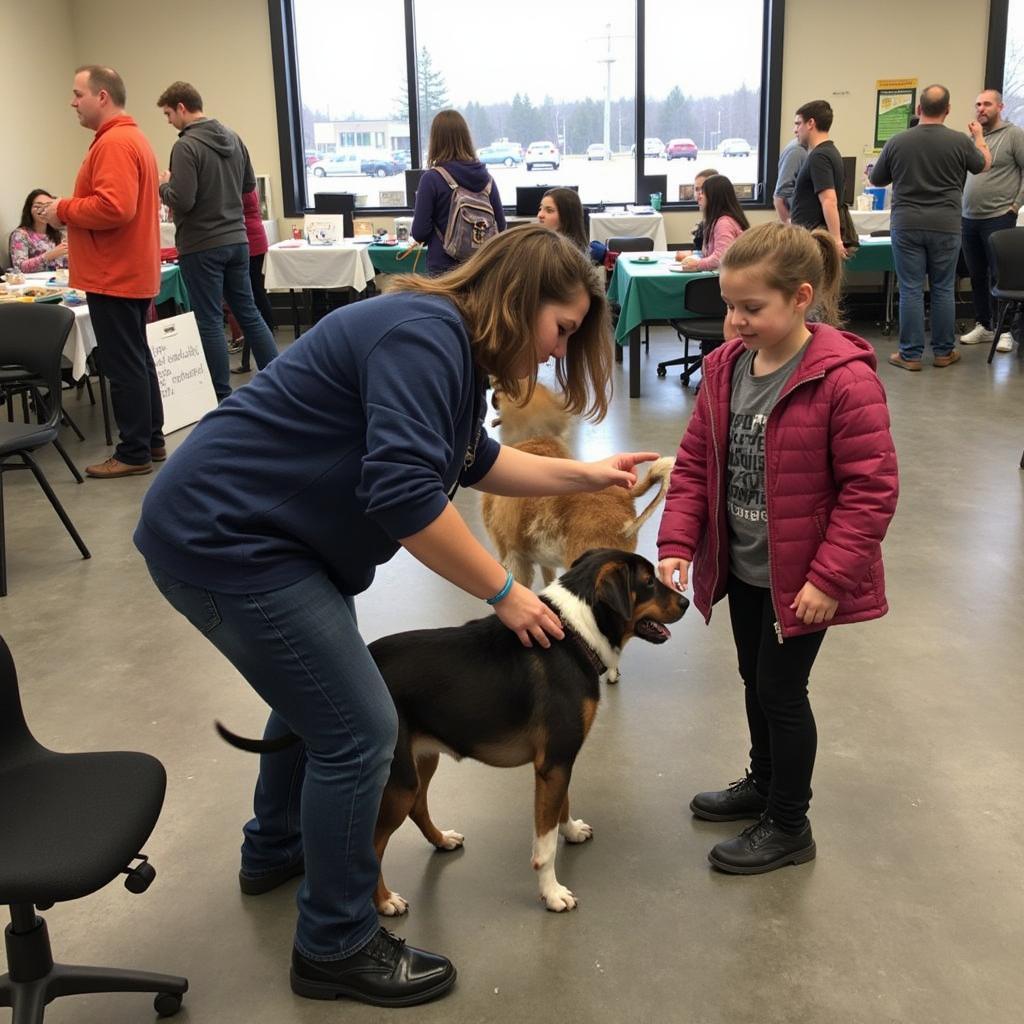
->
[539,596,609,677]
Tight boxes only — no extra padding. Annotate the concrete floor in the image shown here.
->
[2,323,1022,1024]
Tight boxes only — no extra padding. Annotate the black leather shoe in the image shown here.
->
[708,815,816,874]
[690,771,768,821]
[238,855,305,895]
[290,928,456,1007]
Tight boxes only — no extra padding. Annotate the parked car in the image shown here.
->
[644,137,666,158]
[310,152,361,177]
[525,140,560,170]
[390,149,411,170]
[360,153,403,177]
[304,149,320,168]
[478,143,522,166]
[586,143,610,161]
[666,138,699,161]
[718,137,752,157]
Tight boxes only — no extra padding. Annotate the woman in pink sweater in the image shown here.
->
[677,174,749,271]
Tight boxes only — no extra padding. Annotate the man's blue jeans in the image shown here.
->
[147,563,398,960]
[177,243,279,400]
[890,228,962,359]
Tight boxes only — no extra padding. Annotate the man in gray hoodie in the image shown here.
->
[960,89,1024,353]
[157,81,278,399]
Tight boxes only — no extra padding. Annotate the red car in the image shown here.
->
[666,138,699,161]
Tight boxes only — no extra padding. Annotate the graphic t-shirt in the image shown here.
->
[727,340,810,587]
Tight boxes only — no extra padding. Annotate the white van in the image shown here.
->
[310,152,361,177]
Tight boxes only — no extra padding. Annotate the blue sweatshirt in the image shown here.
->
[134,293,500,595]
[411,161,506,274]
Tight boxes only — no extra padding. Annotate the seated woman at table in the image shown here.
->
[9,189,68,273]
[676,174,749,271]
[411,110,506,275]
[537,187,607,265]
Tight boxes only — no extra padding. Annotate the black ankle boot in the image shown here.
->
[708,814,816,874]
[238,855,305,895]
[290,928,456,1007]
[690,771,768,821]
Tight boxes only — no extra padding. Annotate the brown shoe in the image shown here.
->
[888,352,923,372]
[933,350,962,368]
[85,457,153,479]
[151,446,168,462]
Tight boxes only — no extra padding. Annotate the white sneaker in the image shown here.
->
[960,323,994,344]
[995,333,1014,353]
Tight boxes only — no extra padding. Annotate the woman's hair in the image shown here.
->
[19,190,62,245]
[427,110,478,166]
[542,188,588,252]
[386,225,612,419]
[720,222,843,326]
[701,174,750,237]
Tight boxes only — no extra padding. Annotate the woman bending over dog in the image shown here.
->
[134,225,657,1009]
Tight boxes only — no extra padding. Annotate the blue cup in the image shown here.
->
[864,186,886,211]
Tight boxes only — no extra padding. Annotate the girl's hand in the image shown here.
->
[680,256,700,270]
[493,582,565,648]
[658,558,690,593]
[790,582,838,625]
[48,241,68,262]
[586,452,660,490]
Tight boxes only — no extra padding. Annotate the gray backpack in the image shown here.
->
[434,166,498,261]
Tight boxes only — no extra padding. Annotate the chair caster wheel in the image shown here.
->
[656,366,667,377]
[880,327,892,337]
[155,992,183,1017]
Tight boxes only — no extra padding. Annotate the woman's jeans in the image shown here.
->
[147,563,398,960]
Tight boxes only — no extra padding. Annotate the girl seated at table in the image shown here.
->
[677,174,748,272]
[9,189,68,273]
[538,188,607,266]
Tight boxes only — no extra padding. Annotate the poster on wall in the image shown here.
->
[147,312,217,434]
[874,79,918,149]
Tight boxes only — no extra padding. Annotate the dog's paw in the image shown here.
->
[435,829,465,851]
[560,818,593,844]
[541,884,578,912]
[376,891,409,916]
[605,667,620,684]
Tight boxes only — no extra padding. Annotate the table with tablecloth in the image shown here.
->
[851,209,1024,235]
[367,242,426,275]
[589,211,667,250]
[846,236,895,333]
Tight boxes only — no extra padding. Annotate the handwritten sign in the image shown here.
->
[147,312,217,434]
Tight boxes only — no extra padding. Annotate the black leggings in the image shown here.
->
[727,574,826,831]
[249,252,274,331]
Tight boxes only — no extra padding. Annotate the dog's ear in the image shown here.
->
[596,561,634,622]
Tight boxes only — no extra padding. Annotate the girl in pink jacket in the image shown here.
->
[657,222,898,875]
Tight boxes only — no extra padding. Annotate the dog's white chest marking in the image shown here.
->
[540,582,621,679]
[411,735,463,762]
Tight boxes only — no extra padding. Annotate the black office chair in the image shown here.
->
[658,276,727,388]
[0,305,90,597]
[0,635,188,1021]
[987,228,1024,364]
[607,236,656,352]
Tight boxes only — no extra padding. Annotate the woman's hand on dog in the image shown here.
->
[494,582,566,648]
[587,452,661,490]
[657,558,691,593]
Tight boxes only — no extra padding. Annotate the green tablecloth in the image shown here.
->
[156,264,190,311]
[845,237,893,273]
[607,256,714,344]
[368,242,426,275]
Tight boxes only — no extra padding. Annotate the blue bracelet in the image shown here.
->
[485,570,514,605]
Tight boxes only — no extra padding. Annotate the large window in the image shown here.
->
[1001,1,1024,122]
[272,0,781,214]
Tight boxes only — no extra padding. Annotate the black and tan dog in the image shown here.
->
[217,549,687,913]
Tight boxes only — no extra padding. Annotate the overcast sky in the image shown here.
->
[294,0,763,117]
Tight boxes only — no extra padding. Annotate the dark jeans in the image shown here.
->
[727,575,826,832]
[890,228,962,359]
[961,211,1017,328]
[178,243,279,400]
[249,252,274,332]
[85,293,164,465]
[146,564,398,960]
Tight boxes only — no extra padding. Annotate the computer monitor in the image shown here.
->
[515,184,578,218]
[313,192,354,237]
[842,157,856,207]
[639,174,667,207]
[405,169,426,207]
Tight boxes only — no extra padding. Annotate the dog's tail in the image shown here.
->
[215,720,300,754]
[622,456,675,540]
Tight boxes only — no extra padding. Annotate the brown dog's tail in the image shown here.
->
[215,720,300,753]
[622,456,675,540]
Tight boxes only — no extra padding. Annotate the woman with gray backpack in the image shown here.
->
[411,109,506,274]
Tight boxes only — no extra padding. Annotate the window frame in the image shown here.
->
[269,0,785,216]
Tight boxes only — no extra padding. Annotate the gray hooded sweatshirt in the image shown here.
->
[159,117,255,255]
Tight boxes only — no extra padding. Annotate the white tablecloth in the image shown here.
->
[161,219,279,249]
[263,241,375,292]
[850,209,1024,234]
[66,304,97,380]
[588,211,667,250]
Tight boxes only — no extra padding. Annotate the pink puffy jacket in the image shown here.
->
[657,324,899,639]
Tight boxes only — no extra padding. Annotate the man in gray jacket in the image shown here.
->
[773,137,807,223]
[960,89,1024,353]
[157,81,278,400]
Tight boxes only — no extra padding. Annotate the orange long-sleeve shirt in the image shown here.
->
[58,114,161,300]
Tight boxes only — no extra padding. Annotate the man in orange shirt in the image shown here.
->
[40,66,165,478]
